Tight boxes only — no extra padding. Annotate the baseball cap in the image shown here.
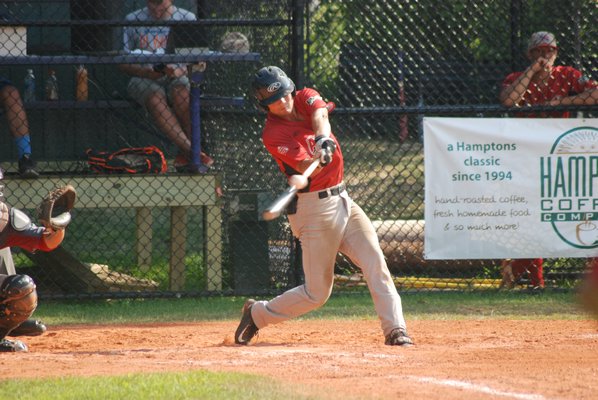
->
[527,31,557,51]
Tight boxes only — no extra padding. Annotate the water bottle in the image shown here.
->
[75,65,88,101]
[45,70,59,101]
[23,69,36,102]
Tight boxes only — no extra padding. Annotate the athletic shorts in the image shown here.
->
[127,75,190,108]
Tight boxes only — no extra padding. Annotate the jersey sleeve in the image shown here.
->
[567,67,598,93]
[501,72,521,90]
[295,88,330,117]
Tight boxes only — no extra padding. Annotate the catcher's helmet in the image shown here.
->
[252,66,295,107]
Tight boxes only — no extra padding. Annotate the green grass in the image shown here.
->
[34,291,586,326]
[1,370,322,400]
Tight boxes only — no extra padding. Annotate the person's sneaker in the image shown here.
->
[18,154,39,179]
[0,338,28,352]
[234,299,258,345]
[8,319,47,337]
[385,328,414,346]
[200,151,214,167]
[174,151,214,173]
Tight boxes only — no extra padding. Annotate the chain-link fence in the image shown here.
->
[0,0,596,298]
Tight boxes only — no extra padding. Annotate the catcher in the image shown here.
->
[0,184,76,352]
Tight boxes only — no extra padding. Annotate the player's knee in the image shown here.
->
[305,287,332,308]
[1,274,36,301]
[0,274,38,336]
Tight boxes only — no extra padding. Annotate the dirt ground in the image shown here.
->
[2,319,598,399]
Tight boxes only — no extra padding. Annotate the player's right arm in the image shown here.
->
[499,58,547,106]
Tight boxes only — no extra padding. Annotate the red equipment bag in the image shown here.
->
[86,146,167,174]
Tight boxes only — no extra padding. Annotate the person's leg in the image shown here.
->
[500,259,515,289]
[169,82,213,167]
[170,84,191,140]
[0,85,29,138]
[250,193,347,329]
[0,84,38,178]
[128,77,191,154]
[145,90,191,153]
[528,258,544,288]
[509,259,527,284]
[338,199,408,337]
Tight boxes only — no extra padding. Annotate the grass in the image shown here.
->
[1,370,322,400]
[33,290,587,326]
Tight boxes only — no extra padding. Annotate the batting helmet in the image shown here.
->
[252,66,295,107]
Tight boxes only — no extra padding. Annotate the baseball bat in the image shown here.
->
[262,159,320,221]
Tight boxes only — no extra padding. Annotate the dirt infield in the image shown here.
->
[2,319,598,399]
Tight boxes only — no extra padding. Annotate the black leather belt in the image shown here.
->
[318,183,346,199]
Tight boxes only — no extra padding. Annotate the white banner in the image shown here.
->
[424,117,598,259]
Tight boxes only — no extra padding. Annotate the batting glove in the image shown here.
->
[315,136,336,166]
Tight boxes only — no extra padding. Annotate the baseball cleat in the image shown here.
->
[385,328,414,346]
[234,299,258,345]
[8,319,47,337]
[0,339,28,352]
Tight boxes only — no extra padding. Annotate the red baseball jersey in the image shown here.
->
[262,88,343,192]
[502,65,597,118]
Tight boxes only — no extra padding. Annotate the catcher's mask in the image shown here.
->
[252,66,295,110]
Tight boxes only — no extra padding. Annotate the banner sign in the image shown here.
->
[424,117,598,259]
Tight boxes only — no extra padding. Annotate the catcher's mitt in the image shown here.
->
[37,185,77,230]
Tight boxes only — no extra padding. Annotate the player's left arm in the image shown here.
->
[310,108,337,167]
[1,215,65,253]
[548,87,597,106]
[548,69,598,106]
[311,107,332,139]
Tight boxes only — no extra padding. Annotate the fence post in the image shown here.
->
[291,0,306,88]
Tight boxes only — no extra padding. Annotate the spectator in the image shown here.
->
[119,0,213,172]
[0,78,38,178]
[499,31,597,116]
[498,31,597,289]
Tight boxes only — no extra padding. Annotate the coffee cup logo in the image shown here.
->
[576,221,598,246]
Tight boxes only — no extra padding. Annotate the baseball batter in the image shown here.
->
[234,66,413,346]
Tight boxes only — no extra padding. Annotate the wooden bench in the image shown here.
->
[3,174,223,291]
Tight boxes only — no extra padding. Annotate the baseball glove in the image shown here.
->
[37,185,77,230]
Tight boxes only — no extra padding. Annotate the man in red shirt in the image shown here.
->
[498,32,597,289]
[234,66,413,346]
[499,31,597,117]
